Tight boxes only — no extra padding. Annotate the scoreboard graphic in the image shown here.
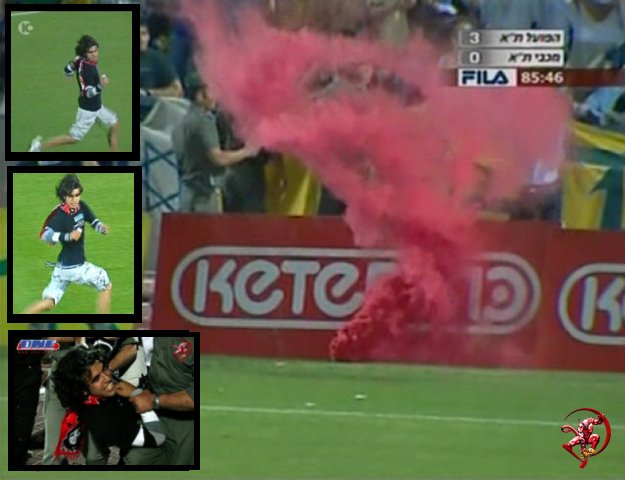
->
[455,29,625,88]
[457,29,565,87]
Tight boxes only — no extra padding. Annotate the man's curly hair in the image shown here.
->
[55,174,83,203]
[75,35,99,58]
[52,347,109,411]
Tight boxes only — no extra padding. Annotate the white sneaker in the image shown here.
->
[28,136,42,152]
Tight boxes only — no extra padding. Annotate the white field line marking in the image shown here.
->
[201,404,625,430]
[1,397,621,430]
[10,12,42,17]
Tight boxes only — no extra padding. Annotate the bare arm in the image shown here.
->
[108,343,138,372]
[158,390,194,411]
[115,380,138,398]
[130,389,194,413]
[210,145,259,167]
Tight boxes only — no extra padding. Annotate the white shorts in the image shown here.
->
[42,261,111,306]
[69,105,118,141]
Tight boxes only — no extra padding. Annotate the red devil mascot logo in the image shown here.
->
[561,408,611,469]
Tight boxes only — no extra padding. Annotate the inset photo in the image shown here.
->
[8,6,135,153]
[7,331,199,469]
[9,170,137,316]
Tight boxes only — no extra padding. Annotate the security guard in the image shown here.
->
[128,337,195,465]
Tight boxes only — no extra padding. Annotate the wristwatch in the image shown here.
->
[152,394,160,410]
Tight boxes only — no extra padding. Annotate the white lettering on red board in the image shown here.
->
[170,246,541,333]
[559,263,625,346]
[171,247,395,330]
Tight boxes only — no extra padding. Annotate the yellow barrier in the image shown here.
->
[562,163,625,230]
[265,154,321,216]
[573,121,625,155]
[564,122,625,230]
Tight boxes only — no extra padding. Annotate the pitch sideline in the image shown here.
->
[1,397,621,430]
[200,404,625,430]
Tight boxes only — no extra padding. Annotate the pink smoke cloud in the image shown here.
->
[182,0,571,362]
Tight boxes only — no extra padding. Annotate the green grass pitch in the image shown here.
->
[0,353,623,479]
[10,11,132,152]
[11,172,134,314]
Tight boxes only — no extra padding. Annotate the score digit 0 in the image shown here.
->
[468,51,482,65]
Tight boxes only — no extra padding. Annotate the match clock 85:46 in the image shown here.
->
[518,69,565,86]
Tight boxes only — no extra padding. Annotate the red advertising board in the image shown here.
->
[153,214,625,372]
[538,228,625,371]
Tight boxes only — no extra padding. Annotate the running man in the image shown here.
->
[22,174,113,314]
[28,35,120,152]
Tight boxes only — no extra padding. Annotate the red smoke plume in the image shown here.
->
[182,1,570,362]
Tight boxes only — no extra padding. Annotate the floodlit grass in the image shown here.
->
[1,353,623,479]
